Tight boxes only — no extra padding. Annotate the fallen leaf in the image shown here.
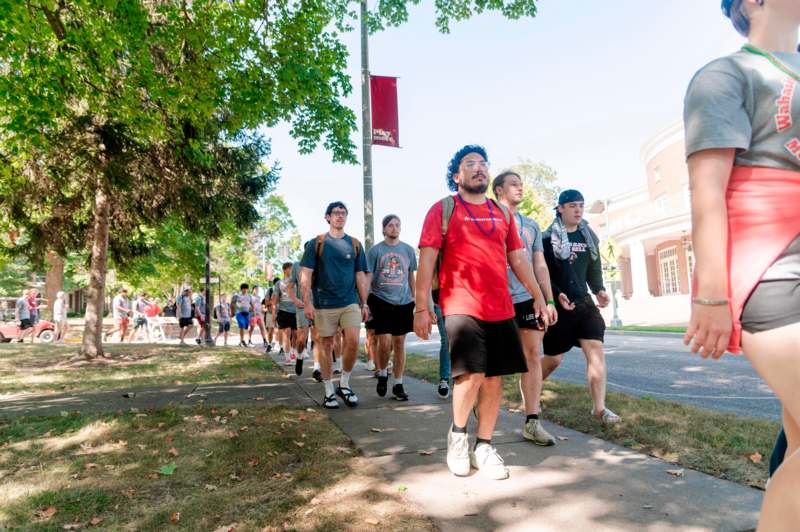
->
[123,489,136,498]
[135,413,147,418]
[170,511,181,523]
[397,485,408,492]
[212,524,238,532]
[174,380,183,385]
[293,441,305,448]
[749,452,763,464]
[157,423,166,429]
[165,435,173,445]
[666,469,685,478]
[239,426,248,432]
[205,484,218,491]
[306,408,314,412]
[38,506,57,520]
[137,444,148,451]
[229,473,241,481]
[168,447,179,457]
[210,408,219,415]
[62,524,82,530]
[254,396,265,401]
[298,414,307,422]
[228,409,239,417]
[642,505,653,510]
[248,458,260,467]
[557,436,569,441]
[365,517,380,525]
[130,408,140,414]
[417,450,434,456]
[89,516,104,526]
[370,428,383,433]
[228,431,237,439]
[157,463,177,476]
[84,463,99,470]
[147,472,159,479]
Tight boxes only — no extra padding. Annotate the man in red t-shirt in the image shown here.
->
[415,145,549,480]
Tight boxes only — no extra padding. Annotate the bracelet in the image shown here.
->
[546,300,555,305]
[415,308,430,314]
[692,298,728,306]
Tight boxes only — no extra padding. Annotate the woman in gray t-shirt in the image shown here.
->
[684,2,800,526]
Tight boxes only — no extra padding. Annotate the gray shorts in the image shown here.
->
[741,235,800,333]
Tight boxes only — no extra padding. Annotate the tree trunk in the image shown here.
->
[80,184,110,359]
[44,251,64,320]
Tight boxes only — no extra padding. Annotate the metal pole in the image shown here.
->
[360,0,374,250]
[605,199,623,327]
[204,238,213,345]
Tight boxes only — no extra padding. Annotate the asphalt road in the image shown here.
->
[404,331,781,421]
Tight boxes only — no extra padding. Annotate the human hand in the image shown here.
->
[414,310,432,340]
[304,302,315,321]
[547,304,558,326]
[533,298,549,328]
[596,291,611,308]
[558,293,575,311]
[684,303,731,359]
[361,305,370,323]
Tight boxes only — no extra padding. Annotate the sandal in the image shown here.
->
[336,386,359,408]
[594,408,622,425]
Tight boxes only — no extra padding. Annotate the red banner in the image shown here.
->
[370,75,399,148]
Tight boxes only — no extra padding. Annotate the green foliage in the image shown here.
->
[504,159,560,229]
[368,0,538,33]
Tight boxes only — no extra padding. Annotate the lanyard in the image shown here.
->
[742,43,800,82]
[456,194,496,238]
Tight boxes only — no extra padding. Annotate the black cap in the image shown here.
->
[558,189,585,205]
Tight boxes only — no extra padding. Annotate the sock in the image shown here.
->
[340,370,351,389]
[313,361,320,371]
[475,438,491,450]
[394,376,403,385]
[451,424,467,434]
[323,380,335,397]
[378,368,388,377]
[526,414,539,422]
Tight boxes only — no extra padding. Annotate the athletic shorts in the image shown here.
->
[296,309,309,329]
[195,316,205,327]
[179,317,194,328]
[367,294,414,336]
[115,316,130,328]
[235,312,250,330]
[249,314,263,327]
[20,319,32,330]
[265,312,274,328]
[513,299,546,331]
[741,235,800,333]
[276,310,297,330]
[315,304,361,338]
[445,315,527,378]
[133,317,148,329]
[542,297,605,356]
[365,318,375,331]
[218,321,231,333]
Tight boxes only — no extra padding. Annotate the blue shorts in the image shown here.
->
[235,312,250,330]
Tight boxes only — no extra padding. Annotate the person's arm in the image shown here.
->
[288,281,303,307]
[508,248,548,325]
[300,266,315,319]
[532,251,557,324]
[542,238,574,311]
[413,247,438,339]
[586,242,610,308]
[356,271,370,320]
[683,148,734,358]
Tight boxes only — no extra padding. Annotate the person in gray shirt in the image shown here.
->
[366,215,417,401]
[176,287,194,346]
[273,262,298,362]
[14,289,34,343]
[493,172,559,445]
[104,288,131,342]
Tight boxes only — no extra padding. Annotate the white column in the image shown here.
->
[628,240,650,299]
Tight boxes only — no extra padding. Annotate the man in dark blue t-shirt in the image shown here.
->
[300,201,370,409]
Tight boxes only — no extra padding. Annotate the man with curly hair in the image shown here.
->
[415,145,549,480]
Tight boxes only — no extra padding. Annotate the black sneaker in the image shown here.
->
[240,341,246,347]
[195,338,202,345]
[312,369,323,382]
[295,356,303,376]
[392,383,409,401]
[279,347,285,356]
[336,386,359,407]
[376,375,388,397]
[437,379,450,399]
[323,394,339,409]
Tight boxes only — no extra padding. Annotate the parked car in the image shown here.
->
[0,297,56,343]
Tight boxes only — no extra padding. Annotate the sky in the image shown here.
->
[263,0,745,252]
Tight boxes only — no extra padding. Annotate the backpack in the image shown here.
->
[431,195,510,291]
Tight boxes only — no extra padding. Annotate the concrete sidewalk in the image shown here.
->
[271,352,762,532]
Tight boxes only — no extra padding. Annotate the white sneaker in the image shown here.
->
[470,443,509,480]
[365,359,376,371]
[446,424,471,477]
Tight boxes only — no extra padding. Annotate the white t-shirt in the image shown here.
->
[53,299,68,321]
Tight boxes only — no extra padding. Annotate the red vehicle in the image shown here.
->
[0,297,56,343]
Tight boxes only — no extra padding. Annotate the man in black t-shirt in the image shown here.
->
[541,190,621,425]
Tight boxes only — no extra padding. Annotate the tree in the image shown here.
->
[506,159,561,229]
[0,1,539,357]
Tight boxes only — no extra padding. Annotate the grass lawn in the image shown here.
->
[607,325,687,334]
[0,404,432,531]
[402,352,779,489]
[0,344,275,396]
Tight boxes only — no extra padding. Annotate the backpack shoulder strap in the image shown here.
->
[349,236,361,258]
[315,234,327,259]
[490,198,511,225]
[440,195,456,239]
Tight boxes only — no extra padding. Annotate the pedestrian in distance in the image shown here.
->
[684,1,800,526]
[540,189,621,425]
[300,201,370,409]
[288,260,314,376]
[231,283,257,347]
[415,145,549,480]
[176,287,194,346]
[15,289,35,343]
[366,214,417,401]
[128,292,152,343]
[493,171,559,446]
[273,262,298,364]
[250,284,268,347]
[53,291,69,344]
[214,293,232,346]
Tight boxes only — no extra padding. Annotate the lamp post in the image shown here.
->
[360,0,374,250]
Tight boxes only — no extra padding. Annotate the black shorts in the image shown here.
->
[20,319,32,330]
[218,321,231,333]
[179,317,194,328]
[542,297,605,356]
[367,294,414,336]
[365,319,375,331]
[133,317,148,329]
[445,315,527,378]
[513,299,546,331]
[276,310,297,330]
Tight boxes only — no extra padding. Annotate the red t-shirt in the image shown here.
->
[419,195,523,321]
[144,304,161,318]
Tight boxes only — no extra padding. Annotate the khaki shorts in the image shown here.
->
[265,312,274,328]
[314,304,361,337]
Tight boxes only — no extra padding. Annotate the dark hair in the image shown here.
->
[446,145,488,192]
[282,262,293,270]
[492,171,521,198]
[325,201,348,217]
[382,214,400,229]
[272,277,280,285]
[240,283,249,290]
